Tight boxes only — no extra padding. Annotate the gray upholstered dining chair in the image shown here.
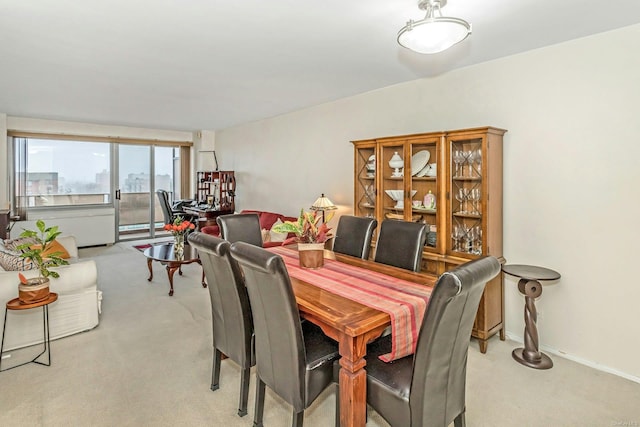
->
[186,232,255,417]
[374,219,427,272]
[332,215,378,259]
[363,256,501,427]
[217,213,263,247]
[229,241,340,427]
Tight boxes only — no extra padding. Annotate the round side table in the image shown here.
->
[502,265,560,370]
[0,292,58,372]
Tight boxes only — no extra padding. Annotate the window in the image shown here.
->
[14,138,111,211]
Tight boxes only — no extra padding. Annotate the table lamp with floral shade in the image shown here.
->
[310,193,337,224]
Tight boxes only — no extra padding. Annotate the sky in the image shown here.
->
[28,139,175,184]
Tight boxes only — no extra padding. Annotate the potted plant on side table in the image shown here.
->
[16,220,69,304]
[272,209,333,269]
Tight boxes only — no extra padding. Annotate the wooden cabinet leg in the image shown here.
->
[479,339,488,354]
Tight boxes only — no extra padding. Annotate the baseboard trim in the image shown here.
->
[505,332,640,384]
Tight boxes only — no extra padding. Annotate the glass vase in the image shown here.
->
[174,233,185,257]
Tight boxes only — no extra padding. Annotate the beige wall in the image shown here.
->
[216,24,640,381]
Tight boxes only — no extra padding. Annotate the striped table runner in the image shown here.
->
[268,246,432,362]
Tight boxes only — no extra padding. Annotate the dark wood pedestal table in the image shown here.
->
[143,243,206,296]
[502,264,560,370]
[0,293,58,372]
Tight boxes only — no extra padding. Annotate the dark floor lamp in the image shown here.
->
[310,194,337,223]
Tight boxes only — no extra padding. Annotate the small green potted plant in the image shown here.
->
[272,209,333,268]
[16,219,69,303]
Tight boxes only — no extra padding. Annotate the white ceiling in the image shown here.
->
[1,0,640,132]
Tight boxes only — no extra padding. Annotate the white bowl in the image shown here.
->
[385,189,403,201]
[385,189,417,201]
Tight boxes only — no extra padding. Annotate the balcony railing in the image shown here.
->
[20,192,169,232]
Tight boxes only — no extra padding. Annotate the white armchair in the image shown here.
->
[0,235,101,351]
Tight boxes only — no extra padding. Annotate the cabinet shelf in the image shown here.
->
[452,176,482,181]
[413,207,436,214]
[453,212,482,219]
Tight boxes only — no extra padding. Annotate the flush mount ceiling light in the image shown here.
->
[397,0,472,54]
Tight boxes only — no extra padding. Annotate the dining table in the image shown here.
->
[268,246,437,427]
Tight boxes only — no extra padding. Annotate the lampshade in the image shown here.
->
[310,194,337,211]
[398,0,471,54]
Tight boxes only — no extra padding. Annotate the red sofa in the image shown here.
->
[201,210,297,248]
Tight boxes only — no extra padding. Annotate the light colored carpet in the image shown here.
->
[0,241,639,427]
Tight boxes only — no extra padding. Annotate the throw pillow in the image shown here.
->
[0,243,36,271]
[261,229,271,243]
[269,219,288,243]
[3,236,38,252]
[29,239,71,259]
[260,212,281,230]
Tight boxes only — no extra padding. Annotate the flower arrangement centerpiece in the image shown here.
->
[272,209,334,269]
[17,219,70,303]
[164,215,195,256]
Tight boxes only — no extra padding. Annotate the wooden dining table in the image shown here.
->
[279,247,437,427]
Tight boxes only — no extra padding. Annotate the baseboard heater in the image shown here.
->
[18,208,115,247]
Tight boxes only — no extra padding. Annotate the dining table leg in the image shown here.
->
[338,334,368,427]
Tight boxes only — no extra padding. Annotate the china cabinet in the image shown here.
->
[352,126,506,353]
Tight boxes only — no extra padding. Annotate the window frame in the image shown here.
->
[8,131,192,219]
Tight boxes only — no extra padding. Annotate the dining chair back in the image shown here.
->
[229,242,340,427]
[374,219,427,272]
[364,256,501,427]
[186,232,254,417]
[332,215,378,259]
[217,213,263,247]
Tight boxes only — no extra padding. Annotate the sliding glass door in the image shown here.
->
[116,145,152,240]
[115,145,181,241]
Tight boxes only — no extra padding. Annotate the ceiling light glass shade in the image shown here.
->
[398,0,471,54]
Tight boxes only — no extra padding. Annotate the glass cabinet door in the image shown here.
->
[353,143,377,219]
[379,141,407,221]
[408,135,441,252]
[447,134,485,256]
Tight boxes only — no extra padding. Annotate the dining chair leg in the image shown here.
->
[454,411,466,427]
[211,348,222,391]
[292,410,304,427]
[238,366,251,417]
[253,376,266,427]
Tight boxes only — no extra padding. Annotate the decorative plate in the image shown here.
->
[410,150,430,176]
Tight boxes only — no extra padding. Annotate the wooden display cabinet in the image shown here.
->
[352,126,506,353]
[195,171,236,212]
